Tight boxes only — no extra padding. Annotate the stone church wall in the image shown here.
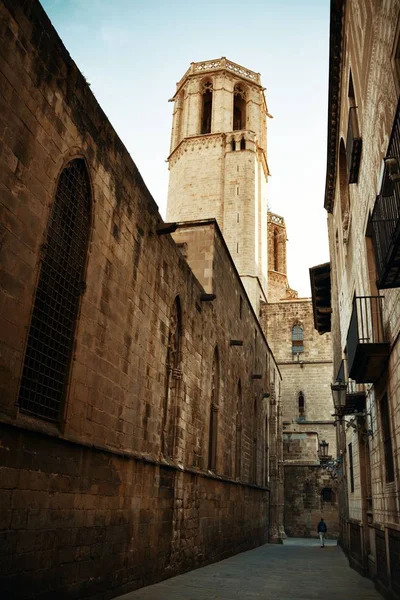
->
[284,465,339,539]
[0,1,280,597]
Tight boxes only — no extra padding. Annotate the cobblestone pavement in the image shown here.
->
[116,538,382,600]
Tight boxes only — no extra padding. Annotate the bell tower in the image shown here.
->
[166,57,270,310]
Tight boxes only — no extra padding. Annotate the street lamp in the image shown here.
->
[319,440,329,462]
[331,378,347,417]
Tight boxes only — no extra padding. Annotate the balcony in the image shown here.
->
[371,99,400,289]
[346,107,362,184]
[309,262,331,334]
[335,360,367,415]
[346,297,389,383]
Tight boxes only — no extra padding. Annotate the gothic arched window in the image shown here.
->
[240,137,246,151]
[201,80,213,134]
[252,398,258,483]
[18,159,91,422]
[264,414,269,486]
[162,296,182,455]
[292,324,304,354]
[298,391,305,418]
[208,346,219,471]
[233,84,246,130]
[235,379,242,479]
[273,228,279,271]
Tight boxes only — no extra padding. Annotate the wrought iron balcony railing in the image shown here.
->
[334,359,367,415]
[346,106,362,184]
[371,98,400,289]
[346,296,389,383]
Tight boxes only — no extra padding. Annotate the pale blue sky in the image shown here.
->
[41,0,330,297]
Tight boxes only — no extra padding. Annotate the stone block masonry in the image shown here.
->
[0,423,268,599]
[284,465,339,539]
[0,0,282,597]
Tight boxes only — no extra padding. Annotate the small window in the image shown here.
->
[292,325,304,354]
[239,296,243,319]
[380,394,395,483]
[231,139,236,151]
[240,137,246,151]
[321,487,333,502]
[348,442,355,493]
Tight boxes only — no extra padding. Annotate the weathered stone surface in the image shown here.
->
[0,1,282,598]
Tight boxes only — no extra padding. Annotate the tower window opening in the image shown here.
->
[18,159,91,422]
[231,139,236,151]
[240,137,246,151]
[233,84,246,130]
[237,213,240,223]
[201,81,213,134]
[273,228,279,271]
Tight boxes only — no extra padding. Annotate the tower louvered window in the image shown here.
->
[18,159,91,422]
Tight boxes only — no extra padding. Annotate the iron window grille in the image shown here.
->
[18,159,91,422]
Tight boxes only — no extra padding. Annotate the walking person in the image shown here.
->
[317,518,327,547]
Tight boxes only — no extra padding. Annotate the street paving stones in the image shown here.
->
[115,538,383,600]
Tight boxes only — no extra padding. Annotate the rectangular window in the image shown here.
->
[381,394,395,483]
[322,488,333,502]
[348,443,355,493]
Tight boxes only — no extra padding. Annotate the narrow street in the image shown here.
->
[116,539,382,600]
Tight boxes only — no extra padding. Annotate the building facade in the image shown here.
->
[0,2,283,598]
[262,216,339,539]
[312,0,400,596]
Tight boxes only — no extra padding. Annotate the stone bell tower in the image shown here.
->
[166,57,270,310]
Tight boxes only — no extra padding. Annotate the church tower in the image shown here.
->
[166,58,270,310]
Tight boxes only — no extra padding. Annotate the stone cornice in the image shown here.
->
[167,132,269,172]
[171,57,264,101]
[167,133,225,166]
[324,0,346,213]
